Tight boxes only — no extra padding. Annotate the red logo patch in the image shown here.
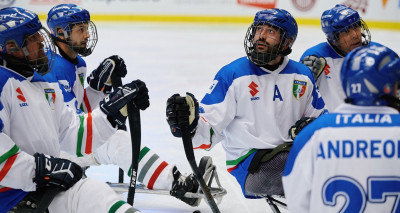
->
[16,87,26,102]
[324,63,331,76]
[249,81,259,97]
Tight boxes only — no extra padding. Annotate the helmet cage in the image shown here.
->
[54,20,97,57]
[12,27,56,75]
[329,19,371,48]
[0,7,55,76]
[244,21,288,66]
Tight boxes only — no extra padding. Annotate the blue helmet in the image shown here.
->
[321,4,370,48]
[341,44,400,107]
[47,4,97,56]
[0,7,55,76]
[0,7,42,54]
[245,8,298,66]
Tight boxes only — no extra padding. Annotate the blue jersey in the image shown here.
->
[192,56,326,197]
[283,103,400,213]
[45,53,105,114]
[300,41,381,111]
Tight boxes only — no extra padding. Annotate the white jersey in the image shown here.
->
[300,41,381,111]
[192,56,326,172]
[283,104,400,213]
[0,66,116,193]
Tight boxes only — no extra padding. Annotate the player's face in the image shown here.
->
[336,26,362,55]
[69,22,90,48]
[6,32,48,65]
[253,24,281,53]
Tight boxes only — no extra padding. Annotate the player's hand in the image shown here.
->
[108,55,127,78]
[301,55,327,81]
[33,153,83,190]
[166,92,199,137]
[131,80,150,110]
[288,117,316,140]
[100,81,139,129]
[87,55,127,94]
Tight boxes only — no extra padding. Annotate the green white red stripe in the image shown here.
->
[0,145,19,182]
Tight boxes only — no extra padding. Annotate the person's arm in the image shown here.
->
[56,80,149,157]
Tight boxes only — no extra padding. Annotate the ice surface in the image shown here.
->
[85,22,400,213]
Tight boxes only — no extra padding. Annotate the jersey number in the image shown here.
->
[350,83,362,94]
[322,176,400,213]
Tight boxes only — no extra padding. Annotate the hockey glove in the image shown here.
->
[100,81,138,128]
[288,117,316,140]
[87,55,127,94]
[100,80,149,128]
[166,92,199,137]
[132,79,150,110]
[301,55,327,81]
[33,153,83,190]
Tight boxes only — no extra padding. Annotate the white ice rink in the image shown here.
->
[85,22,400,213]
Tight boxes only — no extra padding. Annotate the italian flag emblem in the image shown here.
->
[293,80,307,100]
[44,88,56,110]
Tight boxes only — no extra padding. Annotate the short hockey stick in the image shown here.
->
[180,125,221,213]
[33,187,62,213]
[111,74,141,205]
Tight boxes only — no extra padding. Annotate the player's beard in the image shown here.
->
[250,40,281,65]
[69,39,92,57]
[29,46,50,76]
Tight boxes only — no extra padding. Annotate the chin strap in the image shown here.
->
[53,37,79,65]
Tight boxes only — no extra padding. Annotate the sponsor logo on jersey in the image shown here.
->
[293,80,307,100]
[249,81,260,101]
[16,87,28,107]
[59,80,71,92]
[44,88,56,110]
[207,80,218,94]
[324,63,331,79]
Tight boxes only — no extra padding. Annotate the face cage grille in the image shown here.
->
[244,22,287,66]
[65,21,98,56]
[21,27,56,75]
[331,19,371,47]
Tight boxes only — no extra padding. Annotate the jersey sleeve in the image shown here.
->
[53,84,116,157]
[304,78,328,117]
[192,70,236,150]
[0,101,36,191]
[299,42,326,62]
[81,86,106,113]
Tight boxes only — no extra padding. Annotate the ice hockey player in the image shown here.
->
[299,4,383,112]
[45,4,209,207]
[0,7,147,213]
[166,8,326,198]
[283,44,400,212]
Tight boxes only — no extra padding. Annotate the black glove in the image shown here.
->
[166,92,199,137]
[108,55,127,78]
[301,55,327,81]
[132,80,150,110]
[288,117,316,140]
[33,153,83,190]
[87,55,127,94]
[100,81,139,128]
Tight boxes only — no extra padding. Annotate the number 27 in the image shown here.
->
[322,176,400,213]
